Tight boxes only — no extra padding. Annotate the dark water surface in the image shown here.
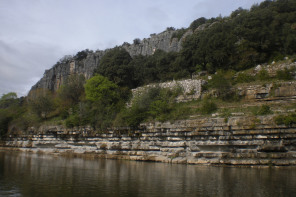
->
[0,151,295,197]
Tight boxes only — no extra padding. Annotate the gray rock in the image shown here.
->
[29,28,194,95]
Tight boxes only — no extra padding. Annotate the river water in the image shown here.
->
[0,151,295,197]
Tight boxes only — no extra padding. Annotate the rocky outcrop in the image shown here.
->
[237,81,296,100]
[2,114,296,166]
[30,28,193,94]
[122,29,192,57]
[30,50,105,93]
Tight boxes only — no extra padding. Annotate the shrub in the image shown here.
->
[208,73,232,100]
[274,113,296,126]
[257,69,271,81]
[257,105,272,115]
[133,38,141,45]
[171,28,187,41]
[0,113,12,137]
[236,73,255,83]
[276,68,293,80]
[148,100,170,122]
[65,114,80,128]
[201,100,217,115]
[75,50,88,61]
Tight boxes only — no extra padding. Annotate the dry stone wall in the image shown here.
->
[131,79,205,103]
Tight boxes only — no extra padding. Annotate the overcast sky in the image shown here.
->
[0,0,265,97]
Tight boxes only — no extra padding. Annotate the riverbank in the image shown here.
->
[1,114,296,166]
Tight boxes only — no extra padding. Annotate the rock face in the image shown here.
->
[2,115,296,166]
[31,50,105,93]
[29,29,192,94]
[122,29,191,57]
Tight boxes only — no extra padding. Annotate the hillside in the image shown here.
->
[1,0,296,137]
[3,60,296,166]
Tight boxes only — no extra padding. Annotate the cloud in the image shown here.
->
[0,40,62,96]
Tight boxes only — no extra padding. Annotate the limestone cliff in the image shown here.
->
[30,50,105,93]
[122,29,192,57]
[29,28,192,94]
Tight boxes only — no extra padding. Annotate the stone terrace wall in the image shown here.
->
[131,79,205,103]
[2,115,296,166]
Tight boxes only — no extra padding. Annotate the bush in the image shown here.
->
[65,114,80,128]
[208,73,238,101]
[201,100,217,115]
[276,68,293,80]
[75,50,88,61]
[171,28,187,41]
[274,113,296,126]
[235,73,255,83]
[133,38,141,45]
[257,69,271,81]
[257,104,272,115]
[0,113,12,137]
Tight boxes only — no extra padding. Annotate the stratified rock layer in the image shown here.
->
[2,114,296,166]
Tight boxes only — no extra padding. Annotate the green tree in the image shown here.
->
[189,17,207,30]
[84,75,123,130]
[0,110,12,138]
[0,92,18,108]
[27,89,55,119]
[209,73,232,100]
[58,74,85,105]
[96,47,134,88]
[84,75,120,104]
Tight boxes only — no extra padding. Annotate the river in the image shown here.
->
[0,150,295,197]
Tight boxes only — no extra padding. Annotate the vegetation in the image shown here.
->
[1,0,296,136]
[253,104,273,116]
[274,113,296,126]
[200,100,217,115]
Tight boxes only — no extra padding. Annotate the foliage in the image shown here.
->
[58,74,85,105]
[256,104,272,115]
[84,75,124,130]
[27,90,55,119]
[95,48,134,88]
[180,0,296,73]
[274,113,296,126]
[116,86,183,127]
[0,92,18,108]
[257,69,271,81]
[0,93,28,137]
[235,73,256,83]
[65,114,80,128]
[4,0,296,132]
[208,73,234,100]
[166,27,176,31]
[171,28,187,40]
[84,75,120,104]
[57,55,73,64]
[0,110,12,137]
[74,49,90,61]
[189,17,207,30]
[133,38,141,45]
[200,100,217,115]
[276,68,293,80]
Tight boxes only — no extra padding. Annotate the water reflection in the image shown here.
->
[0,151,295,197]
